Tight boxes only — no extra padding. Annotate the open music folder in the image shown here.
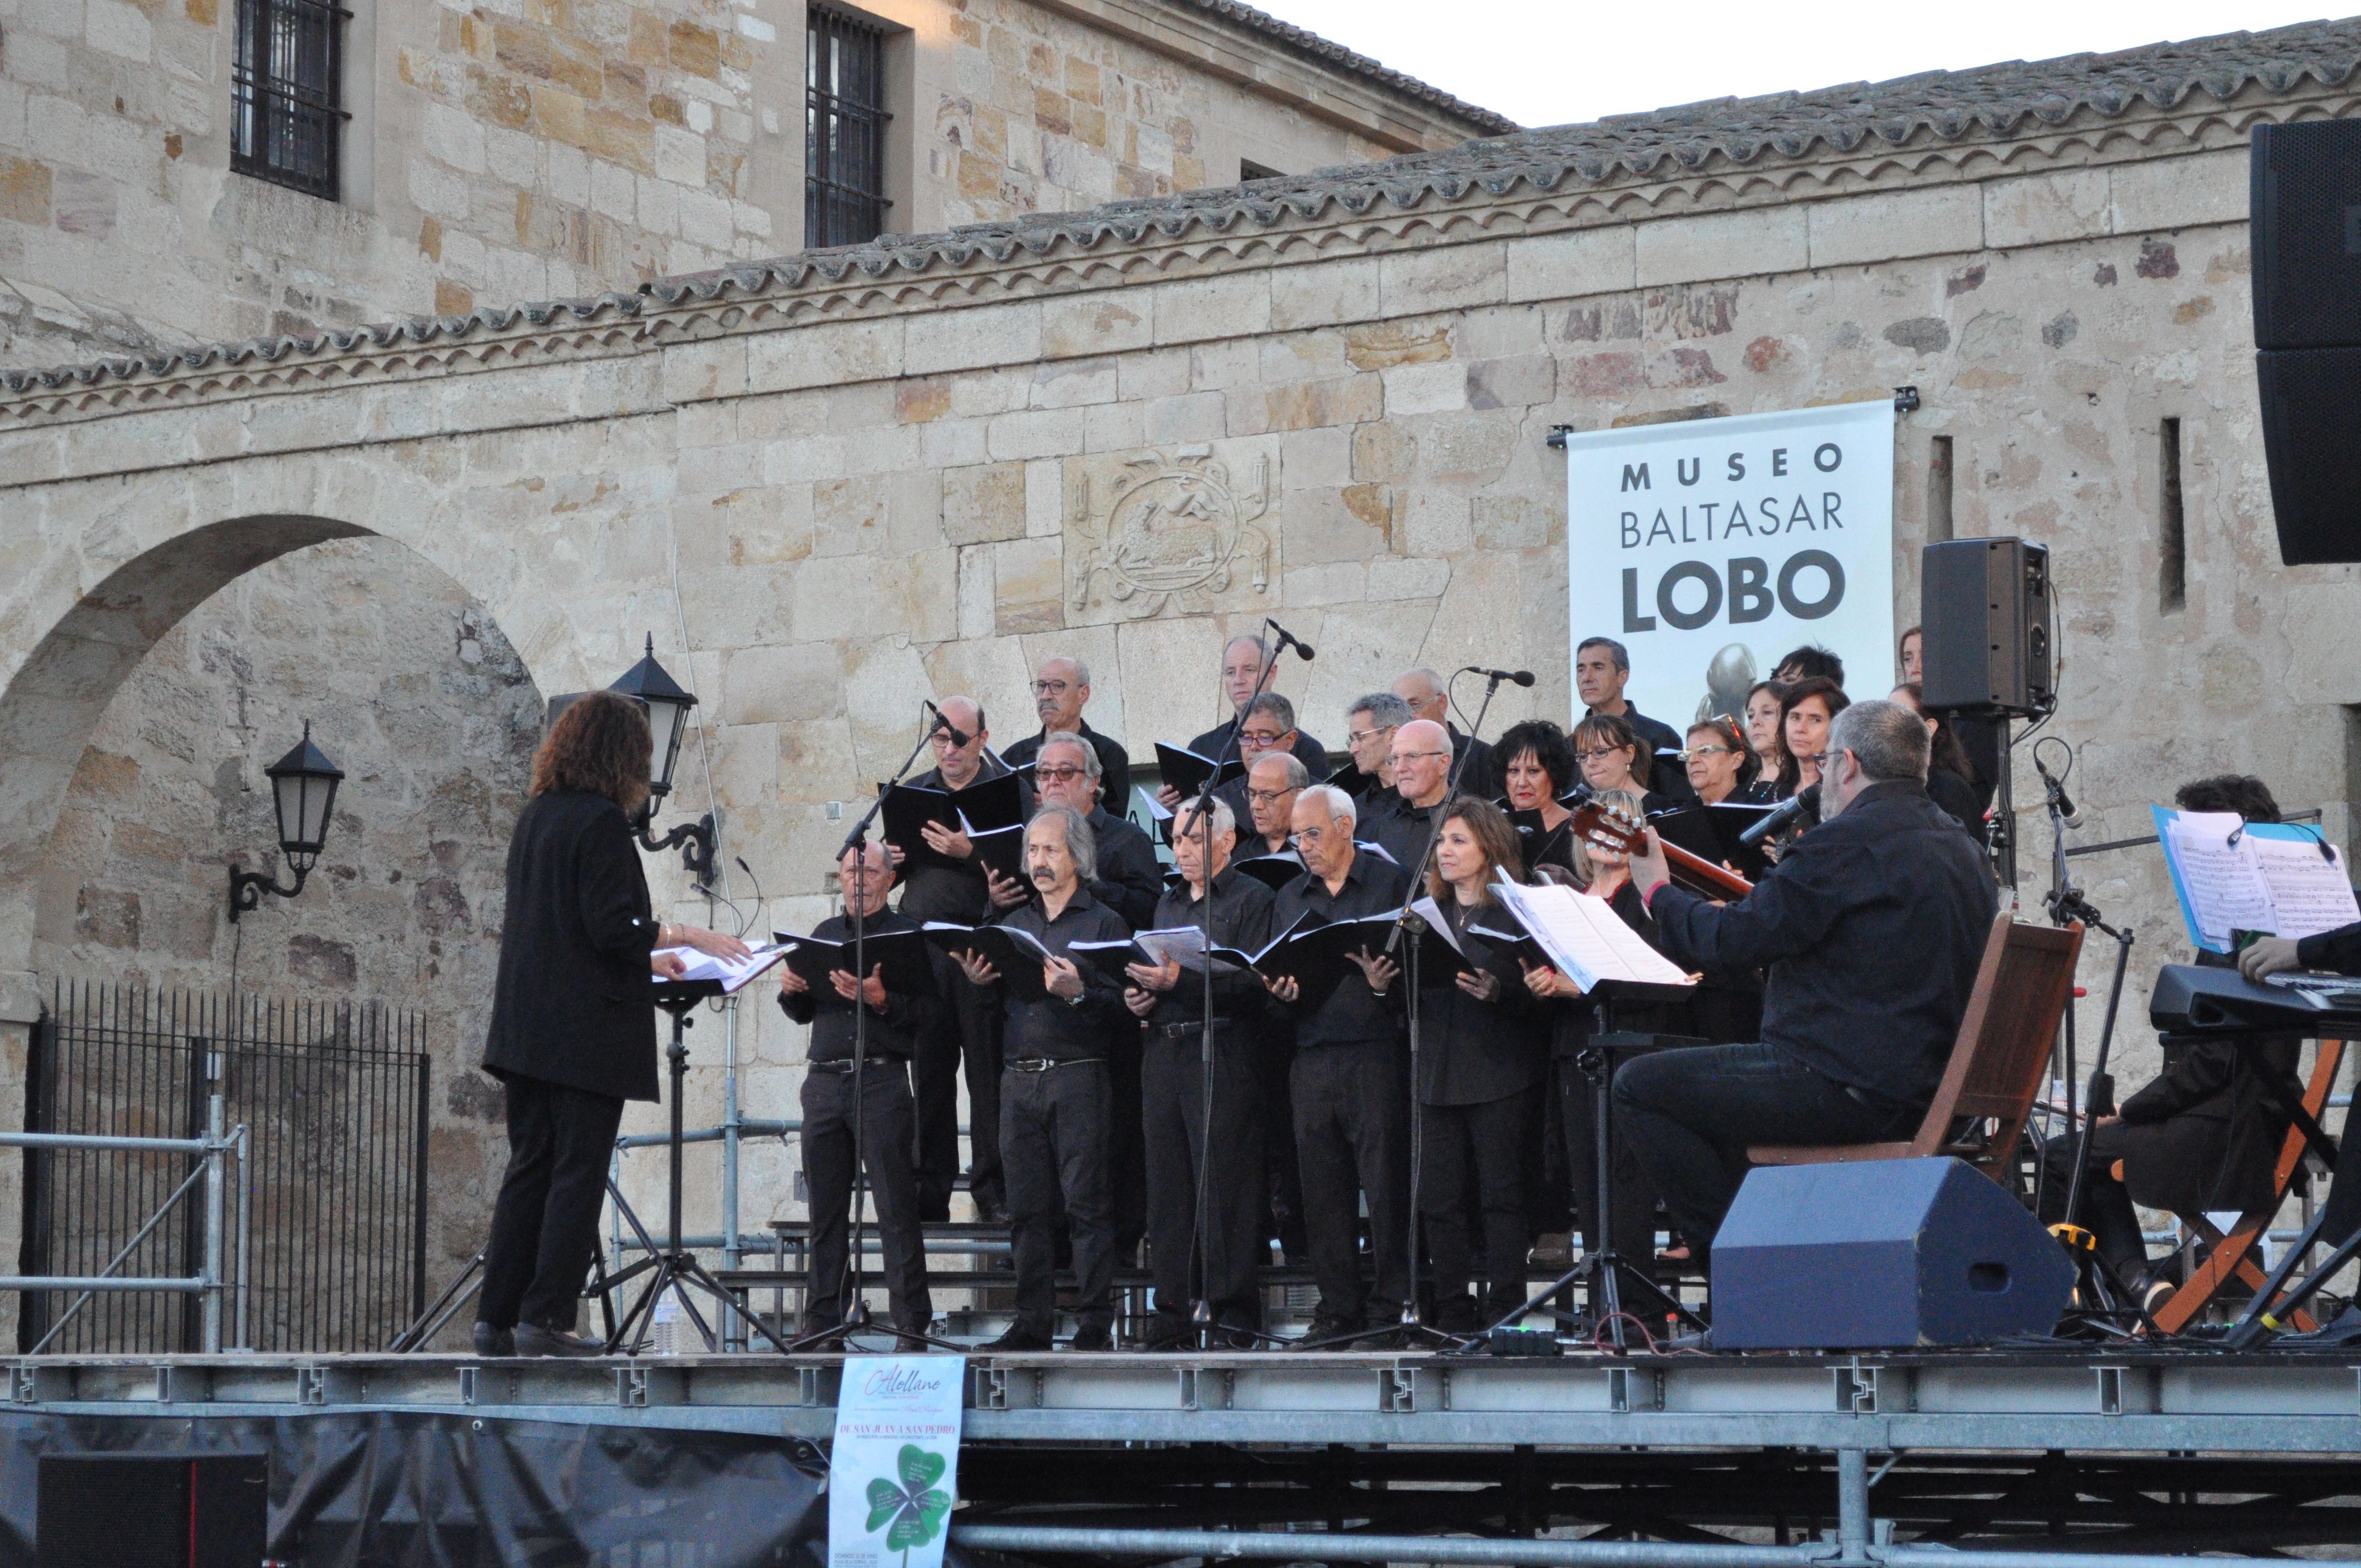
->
[2154,806,2361,955]
[650,944,788,994]
[1486,879,1694,993]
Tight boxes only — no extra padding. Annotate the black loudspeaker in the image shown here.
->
[1711,1157,2074,1349]
[2251,119,2361,564]
[37,1453,268,1568]
[1919,537,2053,717]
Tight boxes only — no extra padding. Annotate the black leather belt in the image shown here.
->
[1156,1020,1236,1039]
[807,1059,905,1076]
[1005,1057,1103,1073]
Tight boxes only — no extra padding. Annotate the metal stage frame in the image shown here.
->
[12,1344,2361,1557]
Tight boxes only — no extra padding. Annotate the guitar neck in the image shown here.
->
[1662,840,1752,900]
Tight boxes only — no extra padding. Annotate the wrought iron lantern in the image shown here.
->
[610,635,716,881]
[228,722,345,922]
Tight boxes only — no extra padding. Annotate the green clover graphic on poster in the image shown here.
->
[866,1444,952,1563]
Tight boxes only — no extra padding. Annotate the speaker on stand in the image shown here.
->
[1921,536,2055,890]
[2252,118,2361,567]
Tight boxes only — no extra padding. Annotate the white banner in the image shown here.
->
[829,1354,966,1568]
[1563,401,1895,728]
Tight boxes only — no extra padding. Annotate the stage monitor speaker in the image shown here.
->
[1711,1157,2074,1349]
[37,1452,267,1568]
[1919,537,2053,717]
[2251,120,2361,564]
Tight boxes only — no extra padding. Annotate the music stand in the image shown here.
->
[1465,1007,1706,1351]
[605,984,796,1355]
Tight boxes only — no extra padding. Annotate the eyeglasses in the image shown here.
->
[1345,727,1394,747]
[1245,786,1296,805]
[1031,679,1075,697]
[1389,750,1449,766]
[1239,729,1288,749]
[1682,745,1739,760]
[1575,747,1631,764]
[1035,764,1090,783]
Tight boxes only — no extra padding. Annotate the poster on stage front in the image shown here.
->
[829,1354,966,1568]
[1562,401,1896,727]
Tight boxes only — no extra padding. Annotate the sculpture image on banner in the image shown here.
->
[1562,401,1896,725]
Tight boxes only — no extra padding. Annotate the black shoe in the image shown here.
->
[1298,1314,1356,1349]
[1433,1299,1481,1336]
[981,1324,1053,1353]
[471,1321,514,1358]
[977,1202,1011,1226]
[514,1322,605,1358]
[1067,1322,1114,1352]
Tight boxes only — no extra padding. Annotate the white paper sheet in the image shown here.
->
[2164,814,2275,947]
[2247,835,2361,940]
[652,944,786,993]
[1490,879,1692,993]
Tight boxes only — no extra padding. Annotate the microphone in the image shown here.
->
[1267,620,1315,661]
[1739,785,1816,847]
[924,700,971,749]
[1463,666,1536,688]
[2033,754,2082,830]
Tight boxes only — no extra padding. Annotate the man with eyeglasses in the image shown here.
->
[1242,752,1309,861]
[1206,693,1305,824]
[1265,784,1413,1346]
[1393,667,1497,801]
[1335,691,1413,802]
[899,695,1033,1223]
[1186,634,1330,782]
[1362,718,1456,872]
[1240,748,1312,1263]
[1003,656,1132,811]
[1575,636,1694,803]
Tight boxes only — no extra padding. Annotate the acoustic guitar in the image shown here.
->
[1568,799,1754,902]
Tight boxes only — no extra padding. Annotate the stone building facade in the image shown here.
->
[6,21,2361,1321]
[0,0,1503,363]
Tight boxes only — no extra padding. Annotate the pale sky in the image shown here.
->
[1255,2,2343,130]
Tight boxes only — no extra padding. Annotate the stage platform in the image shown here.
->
[12,1343,2361,1453]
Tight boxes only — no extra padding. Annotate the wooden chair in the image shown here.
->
[1748,913,2085,1177]
[2147,1037,2346,1335]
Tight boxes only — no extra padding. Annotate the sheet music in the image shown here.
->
[1133,925,1238,972]
[2163,813,2276,948]
[1134,787,1173,823]
[2249,836,2361,940]
[1410,897,1463,954]
[1489,879,1691,993]
[652,944,786,993]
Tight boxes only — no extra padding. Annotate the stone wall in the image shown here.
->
[0,0,1489,364]
[29,535,540,1302]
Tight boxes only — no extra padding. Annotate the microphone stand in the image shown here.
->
[1181,625,1294,1350]
[2035,760,2152,1338]
[1317,671,1511,1351]
[785,707,965,1354]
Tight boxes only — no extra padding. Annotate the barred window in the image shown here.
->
[806,8,891,249]
[232,0,349,200]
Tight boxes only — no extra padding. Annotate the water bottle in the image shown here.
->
[652,1294,681,1355]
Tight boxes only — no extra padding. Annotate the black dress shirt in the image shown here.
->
[992,887,1135,1062]
[777,909,939,1063]
[1363,793,1444,876]
[483,790,663,1103]
[1141,868,1276,1028]
[1004,720,1133,812]
[1646,780,1998,1107]
[1271,851,1412,1049]
[1082,804,1164,929]
[895,754,1033,924]
[1190,721,1330,785]
[1415,895,1546,1106]
[1446,725,1498,801]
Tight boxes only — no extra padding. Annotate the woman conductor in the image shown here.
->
[474,691,747,1358]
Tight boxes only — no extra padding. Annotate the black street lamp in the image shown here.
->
[228,722,345,923]
[610,635,716,881]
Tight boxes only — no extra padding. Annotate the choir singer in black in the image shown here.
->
[1613,700,1996,1265]
[1125,798,1276,1348]
[777,841,935,1342]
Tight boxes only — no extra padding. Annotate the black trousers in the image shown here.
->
[801,1061,932,1332]
[1143,1025,1266,1328]
[1109,1032,1147,1258]
[1292,1040,1411,1326]
[480,1075,625,1332]
[916,968,1003,1219]
[2037,1121,2149,1277]
[1000,1061,1116,1336]
[1422,1091,1538,1323]
[1557,1055,1660,1260]
[1255,1030,1309,1259]
[1613,1042,1913,1262]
